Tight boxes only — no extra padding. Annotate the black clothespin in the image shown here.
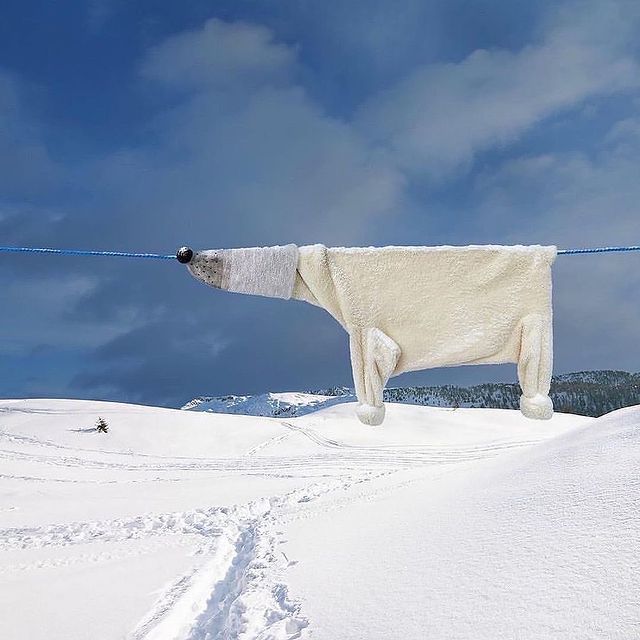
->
[176,247,193,264]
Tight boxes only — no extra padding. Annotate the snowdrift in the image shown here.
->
[0,398,636,639]
[284,405,640,639]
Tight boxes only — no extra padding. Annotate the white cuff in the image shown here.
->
[520,394,553,420]
[356,403,385,426]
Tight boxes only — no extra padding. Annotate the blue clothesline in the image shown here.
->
[0,246,175,260]
[0,244,639,260]
[556,245,640,255]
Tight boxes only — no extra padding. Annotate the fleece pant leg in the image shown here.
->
[517,313,553,419]
[350,328,401,426]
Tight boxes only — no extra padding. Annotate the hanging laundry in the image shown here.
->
[186,244,557,426]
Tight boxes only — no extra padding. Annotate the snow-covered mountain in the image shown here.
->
[181,391,350,417]
[1,397,637,639]
[183,369,640,418]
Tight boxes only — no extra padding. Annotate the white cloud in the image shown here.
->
[470,114,640,372]
[139,18,296,91]
[475,135,640,245]
[0,274,141,354]
[0,71,62,198]
[604,116,640,147]
[355,1,640,179]
[96,19,407,245]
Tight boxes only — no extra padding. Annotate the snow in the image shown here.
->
[182,391,348,417]
[0,396,637,639]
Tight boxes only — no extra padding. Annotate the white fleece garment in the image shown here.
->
[187,244,299,299]
[187,244,557,426]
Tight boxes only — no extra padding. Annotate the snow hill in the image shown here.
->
[1,398,638,639]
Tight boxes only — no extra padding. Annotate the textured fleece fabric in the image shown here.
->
[187,244,299,299]
[186,244,557,426]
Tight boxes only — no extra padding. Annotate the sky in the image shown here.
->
[0,0,639,407]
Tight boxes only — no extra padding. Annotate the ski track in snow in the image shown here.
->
[0,408,577,640]
[129,473,397,640]
[0,417,544,476]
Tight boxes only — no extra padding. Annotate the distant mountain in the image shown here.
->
[181,391,348,418]
[182,370,640,419]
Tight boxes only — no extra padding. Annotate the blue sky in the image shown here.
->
[1,0,639,407]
